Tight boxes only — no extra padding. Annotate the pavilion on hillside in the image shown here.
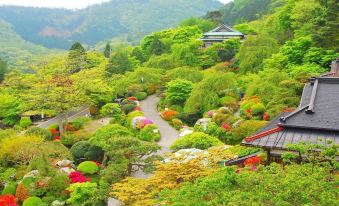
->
[199,24,244,48]
[241,59,339,163]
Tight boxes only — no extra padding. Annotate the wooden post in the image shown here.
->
[266,149,271,165]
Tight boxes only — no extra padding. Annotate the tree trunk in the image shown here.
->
[57,115,64,135]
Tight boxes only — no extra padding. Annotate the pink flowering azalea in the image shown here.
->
[206,110,214,118]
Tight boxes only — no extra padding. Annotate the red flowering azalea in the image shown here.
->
[221,123,231,131]
[244,156,262,166]
[53,136,60,141]
[246,108,252,114]
[135,107,142,111]
[0,194,17,206]
[263,113,270,121]
[127,97,137,101]
[69,171,90,183]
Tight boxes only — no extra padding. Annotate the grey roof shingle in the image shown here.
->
[281,77,339,131]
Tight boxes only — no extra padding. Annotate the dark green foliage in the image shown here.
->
[141,34,165,57]
[99,159,128,184]
[131,47,146,63]
[106,51,133,75]
[0,58,7,83]
[25,127,53,141]
[70,141,104,163]
[104,43,111,58]
[121,104,137,114]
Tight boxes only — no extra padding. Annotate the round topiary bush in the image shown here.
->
[121,104,137,114]
[170,132,223,151]
[70,141,104,163]
[251,103,266,116]
[135,92,148,101]
[23,197,44,206]
[1,184,16,195]
[25,127,53,141]
[19,117,32,128]
[77,161,99,174]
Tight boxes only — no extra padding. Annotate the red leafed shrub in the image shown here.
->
[221,123,232,131]
[244,156,263,166]
[263,113,270,121]
[127,97,137,101]
[0,194,17,206]
[160,110,178,121]
[66,124,75,132]
[15,184,29,202]
[93,161,102,167]
[69,172,90,183]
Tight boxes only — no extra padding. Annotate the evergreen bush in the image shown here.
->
[77,161,99,175]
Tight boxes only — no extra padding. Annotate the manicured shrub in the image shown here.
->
[25,127,52,140]
[126,84,144,97]
[139,124,160,142]
[135,92,148,101]
[19,117,32,128]
[251,103,266,116]
[70,117,91,130]
[170,132,223,151]
[126,111,144,128]
[212,113,234,125]
[1,184,16,195]
[23,197,44,206]
[160,109,178,121]
[100,103,123,121]
[172,118,183,130]
[48,124,59,130]
[77,161,99,175]
[70,141,104,163]
[220,96,238,109]
[121,104,137,114]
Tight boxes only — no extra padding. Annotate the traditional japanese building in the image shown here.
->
[199,24,244,48]
[241,59,339,162]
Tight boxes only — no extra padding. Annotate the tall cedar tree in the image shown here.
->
[67,42,87,73]
[104,43,111,58]
[0,58,7,83]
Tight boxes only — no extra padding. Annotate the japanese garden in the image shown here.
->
[0,0,338,206]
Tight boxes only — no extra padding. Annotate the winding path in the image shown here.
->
[140,95,179,154]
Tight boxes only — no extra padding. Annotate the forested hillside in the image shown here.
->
[0,0,338,205]
[0,0,221,49]
[0,19,58,69]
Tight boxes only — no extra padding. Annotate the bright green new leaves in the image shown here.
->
[166,79,193,105]
[170,132,223,151]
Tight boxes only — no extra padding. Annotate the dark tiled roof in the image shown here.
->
[242,127,339,149]
[281,77,339,131]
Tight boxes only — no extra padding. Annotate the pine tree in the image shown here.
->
[104,43,111,58]
[106,52,133,75]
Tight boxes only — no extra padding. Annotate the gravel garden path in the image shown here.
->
[140,94,180,154]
